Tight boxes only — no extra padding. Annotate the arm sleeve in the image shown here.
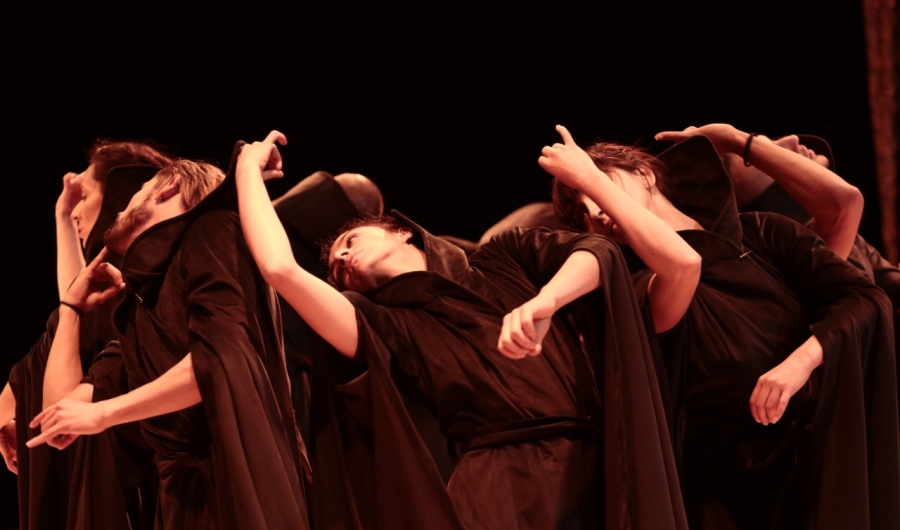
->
[474,227,619,288]
[743,212,891,360]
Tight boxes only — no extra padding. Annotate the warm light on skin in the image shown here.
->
[576,168,655,243]
[70,165,103,248]
[328,225,425,292]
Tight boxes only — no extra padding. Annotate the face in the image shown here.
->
[328,225,414,292]
[70,165,103,247]
[774,135,830,168]
[102,177,158,255]
[576,195,621,241]
[573,169,652,242]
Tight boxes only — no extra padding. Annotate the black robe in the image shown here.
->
[637,136,900,530]
[109,151,309,530]
[273,170,359,442]
[8,165,159,530]
[310,212,687,530]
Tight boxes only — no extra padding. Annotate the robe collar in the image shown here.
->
[119,142,243,305]
[656,135,743,246]
[363,210,474,306]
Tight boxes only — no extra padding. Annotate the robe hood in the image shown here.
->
[83,164,161,263]
[656,135,742,246]
[119,141,244,304]
[273,171,358,278]
[358,210,474,308]
[392,210,472,283]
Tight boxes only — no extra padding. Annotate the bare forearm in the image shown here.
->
[43,305,87,408]
[581,172,701,281]
[740,132,862,259]
[0,383,14,426]
[56,212,86,299]
[540,251,602,308]
[236,160,359,357]
[102,353,202,427]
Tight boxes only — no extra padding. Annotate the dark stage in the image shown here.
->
[1,2,886,526]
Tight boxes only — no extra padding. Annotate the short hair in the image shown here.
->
[552,140,668,231]
[87,139,173,187]
[319,214,409,289]
[153,159,225,210]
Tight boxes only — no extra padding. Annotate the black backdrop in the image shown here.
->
[1,2,881,525]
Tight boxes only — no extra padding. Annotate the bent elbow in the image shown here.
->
[257,261,300,292]
[680,252,703,288]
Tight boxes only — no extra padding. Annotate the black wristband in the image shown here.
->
[59,300,84,316]
[743,133,758,166]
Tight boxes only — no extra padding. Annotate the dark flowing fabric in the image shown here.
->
[273,170,359,442]
[7,165,159,530]
[112,153,309,530]
[635,136,900,530]
[310,212,687,530]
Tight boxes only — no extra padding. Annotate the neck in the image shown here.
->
[648,193,702,231]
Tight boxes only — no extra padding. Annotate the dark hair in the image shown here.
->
[551,140,668,231]
[319,215,409,289]
[87,139,173,187]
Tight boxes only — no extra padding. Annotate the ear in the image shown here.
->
[156,175,181,203]
[396,226,414,243]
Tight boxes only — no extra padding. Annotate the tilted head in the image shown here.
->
[322,215,425,292]
[333,173,384,217]
[72,139,173,248]
[552,141,668,240]
[103,159,224,255]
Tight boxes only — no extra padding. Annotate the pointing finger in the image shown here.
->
[556,125,575,145]
[264,130,288,146]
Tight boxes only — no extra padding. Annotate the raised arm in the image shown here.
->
[43,247,125,408]
[542,125,701,333]
[56,171,87,299]
[656,124,863,259]
[236,131,359,357]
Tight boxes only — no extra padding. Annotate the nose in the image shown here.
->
[71,202,82,222]
[593,211,611,226]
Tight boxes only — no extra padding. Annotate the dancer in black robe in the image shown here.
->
[28,151,310,530]
[2,143,169,530]
[549,125,899,530]
[236,131,686,530]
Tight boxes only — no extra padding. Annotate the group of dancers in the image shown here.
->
[1,122,898,530]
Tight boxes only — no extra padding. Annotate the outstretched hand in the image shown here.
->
[538,125,602,191]
[654,124,745,156]
[497,291,556,359]
[238,130,288,181]
[63,247,125,313]
[26,399,108,450]
[0,420,16,473]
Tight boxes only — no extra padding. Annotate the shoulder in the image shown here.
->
[180,210,243,250]
[186,210,241,236]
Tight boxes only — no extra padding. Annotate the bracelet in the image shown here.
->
[743,133,758,166]
[59,300,84,317]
